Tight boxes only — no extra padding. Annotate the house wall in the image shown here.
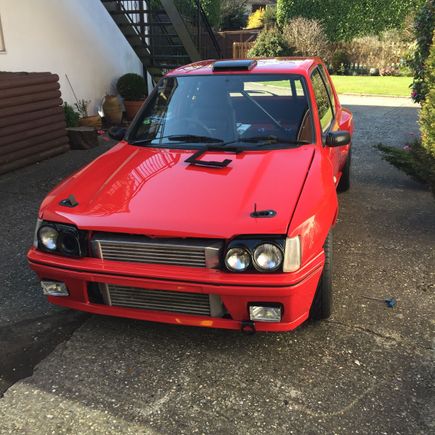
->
[0,0,143,115]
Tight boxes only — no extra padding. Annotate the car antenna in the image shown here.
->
[250,203,277,218]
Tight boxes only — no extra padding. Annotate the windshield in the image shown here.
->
[129,74,314,147]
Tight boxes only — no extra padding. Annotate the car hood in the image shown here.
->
[41,142,314,238]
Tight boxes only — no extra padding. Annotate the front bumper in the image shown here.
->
[27,248,324,332]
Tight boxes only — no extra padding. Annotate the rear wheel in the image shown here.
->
[337,147,351,193]
[310,232,333,320]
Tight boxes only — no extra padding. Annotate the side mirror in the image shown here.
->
[108,127,126,141]
[325,131,351,147]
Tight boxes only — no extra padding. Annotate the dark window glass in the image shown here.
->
[130,74,313,146]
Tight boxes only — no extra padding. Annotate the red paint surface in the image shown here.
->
[29,58,353,332]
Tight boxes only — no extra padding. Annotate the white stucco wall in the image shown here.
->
[0,0,143,114]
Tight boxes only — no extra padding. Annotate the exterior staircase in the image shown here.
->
[101,0,222,84]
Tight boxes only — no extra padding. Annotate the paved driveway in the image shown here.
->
[0,97,433,434]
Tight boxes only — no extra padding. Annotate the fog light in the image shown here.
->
[41,281,69,296]
[249,305,282,322]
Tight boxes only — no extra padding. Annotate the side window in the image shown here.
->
[311,68,333,132]
[320,66,336,114]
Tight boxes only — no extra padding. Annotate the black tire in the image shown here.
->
[310,232,333,321]
[337,147,351,193]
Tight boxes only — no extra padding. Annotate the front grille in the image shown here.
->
[92,234,222,268]
[100,283,224,317]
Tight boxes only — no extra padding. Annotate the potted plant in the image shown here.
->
[75,99,102,128]
[117,73,147,121]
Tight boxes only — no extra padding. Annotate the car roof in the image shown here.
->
[166,57,321,77]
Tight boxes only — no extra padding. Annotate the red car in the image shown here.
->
[28,58,353,333]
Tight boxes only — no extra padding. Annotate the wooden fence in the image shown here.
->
[232,41,255,59]
[0,72,69,175]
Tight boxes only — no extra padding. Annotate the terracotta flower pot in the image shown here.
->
[78,115,102,129]
[102,95,123,125]
[124,100,144,121]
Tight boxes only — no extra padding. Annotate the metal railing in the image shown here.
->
[107,0,221,63]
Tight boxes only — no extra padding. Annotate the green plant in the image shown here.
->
[263,6,277,29]
[63,102,80,127]
[275,0,423,42]
[199,0,221,28]
[117,73,147,101]
[247,26,293,57]
[276,0,294,28]
[74,99,90,118]
[331,49,351,75]
[283,17,329,59]
[420,37,435,158]
[220,0,247,30]
[410,0,435,102]
[376,142,435,195]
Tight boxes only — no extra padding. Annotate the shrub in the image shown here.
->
[283,17,329,59]
[331,49,351,75]
[263,6,277,29]
[247,27,293,57]
[220,0,246,30]
[274,0,422,42]
[246,8,265,29]
[117,73,147,101]
[276,0,294,28]
[74,99,90,118]
[410,0,435,103]
[376,39,435,196]
[199,0,221,28]
[63,102,80,127]
[376,141,435,194]
[420,37,435,158]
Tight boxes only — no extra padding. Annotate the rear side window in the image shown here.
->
[311,68,333,132]
[320,66,336,113]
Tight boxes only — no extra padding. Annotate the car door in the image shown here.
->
[310,67,341,178]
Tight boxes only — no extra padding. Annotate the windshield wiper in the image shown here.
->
[130,134,223,146]
[240,136,311,146]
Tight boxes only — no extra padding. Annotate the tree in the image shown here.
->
[410,0,435,102]
[199,0,221,28]
[276,0,294,28]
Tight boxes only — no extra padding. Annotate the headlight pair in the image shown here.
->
[224,237,300,273]
[35,220,86,257]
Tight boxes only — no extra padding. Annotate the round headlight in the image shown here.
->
[225,248,251,272]
[253,243,283,271]
[38,226,59,251]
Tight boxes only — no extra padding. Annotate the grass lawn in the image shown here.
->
[329,75,412,97]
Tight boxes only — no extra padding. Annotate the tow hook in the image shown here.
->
[241,320,256,335]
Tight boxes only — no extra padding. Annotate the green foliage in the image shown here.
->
[275,0,423,42]
[63,102,80,127]
[199,0,221,28]
[117,73,147,101]
[376,142,435,195]
[220,0,246,30]
[247,27,293,57]
[263,6,277,29]
[331,50,351,75]
[410,0,435,102]
[74,99,90,118]
[276,0,294,28]
[420,38,435,158]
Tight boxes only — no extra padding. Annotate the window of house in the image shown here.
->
[0,15,5,52]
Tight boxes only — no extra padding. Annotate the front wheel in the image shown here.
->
[310,232,333,320]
